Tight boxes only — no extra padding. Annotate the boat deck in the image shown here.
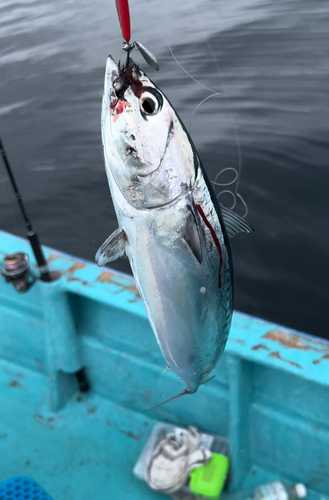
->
[0,357,163,499]
[0,354,325,500]
[1,231,329,500]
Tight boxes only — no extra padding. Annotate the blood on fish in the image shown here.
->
[131,79,143,98]
[113,100,131,122]
[114,64,144,101]
[110,98,118,110]
[196,204,223,288]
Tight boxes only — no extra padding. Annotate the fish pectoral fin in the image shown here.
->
[181,211,202,264]
[95,228,127,266]
[220,204,254,239]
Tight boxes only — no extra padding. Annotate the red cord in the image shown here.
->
[196,204,223,289]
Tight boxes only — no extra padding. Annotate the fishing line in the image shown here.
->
[211,167,239,210]
[160,0,248,217]
[188,93,221,132]
[212,167,239,187]
[160,1,221,94]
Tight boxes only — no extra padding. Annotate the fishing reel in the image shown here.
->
[1,252,35,293]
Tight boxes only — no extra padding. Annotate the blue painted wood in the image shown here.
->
[0,230,328,499]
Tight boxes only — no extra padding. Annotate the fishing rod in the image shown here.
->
[0,136,52,282]
[0,137,90,392]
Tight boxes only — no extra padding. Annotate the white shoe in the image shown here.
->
[145,426,211,493]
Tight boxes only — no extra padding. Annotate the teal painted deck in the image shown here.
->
[0,230,328,499]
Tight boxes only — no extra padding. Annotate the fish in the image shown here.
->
[96,56,253,406]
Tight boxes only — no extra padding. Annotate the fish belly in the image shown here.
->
[123,200,232,389]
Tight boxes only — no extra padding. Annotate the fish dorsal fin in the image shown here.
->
[181,211,202,264]
[95,228,127,266]
[220,204,254,239]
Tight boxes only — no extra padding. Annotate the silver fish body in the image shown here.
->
[97,57,252,394]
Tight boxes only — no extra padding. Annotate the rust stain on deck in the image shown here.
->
[47,253,61,264]
[121,430,142,441]
[48,255,87,285]
[112,279,140,300]
[313,353,329,365]
[96,271,140,300]
[105,419,142,440]
[269,351,302,369]
[65,261,89,286]
[87,406,97,415]
[9,380,21,388]
[96,270,115,283]
[263,330,328,352]
[34,414,56,428]
[252,344,270,351]
[67,262,86,274]
[231,338,245,345]
[66,276,89,286]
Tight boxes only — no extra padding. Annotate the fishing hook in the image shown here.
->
[115,0,159,70]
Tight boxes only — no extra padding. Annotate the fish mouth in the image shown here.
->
[105,56,143,107]
[104,56,120,105]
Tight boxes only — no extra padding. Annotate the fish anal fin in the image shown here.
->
[181,211,202,264]
[220,204,254,239]
[95,228,127,266]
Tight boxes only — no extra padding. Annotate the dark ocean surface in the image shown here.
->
[0,0,328,339]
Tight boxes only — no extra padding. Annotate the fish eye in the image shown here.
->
[139,88,163,117]
[140,93,159,115]
[141,95,157,114]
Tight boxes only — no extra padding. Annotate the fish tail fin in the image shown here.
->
[142,389,189,413]
[142,375,215,413]
[201,374,216,386]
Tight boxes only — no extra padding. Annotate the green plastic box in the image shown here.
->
[189,453,229,499]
